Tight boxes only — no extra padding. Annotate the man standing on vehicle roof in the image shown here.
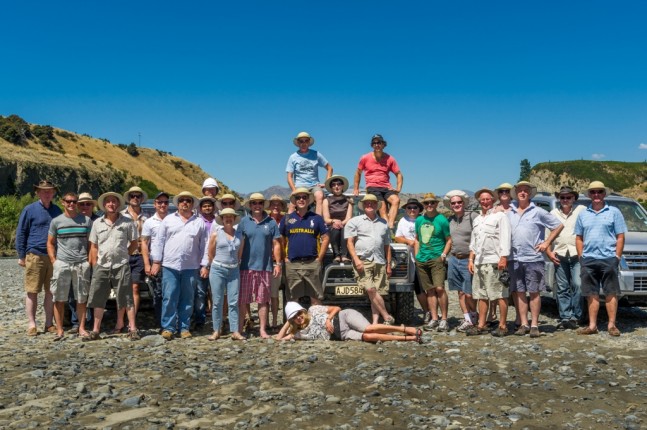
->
[345,194,395,325]
[280,188,329,306]
[16,180,63,336]
[286,132,333,216]
[353,134,403,229]
[575,181,627,337]
[507,181,563,338]
[202,178,220,199]
[546,186,585,330]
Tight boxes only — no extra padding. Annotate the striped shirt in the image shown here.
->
[48,213,92,263]
[574,204,627,259]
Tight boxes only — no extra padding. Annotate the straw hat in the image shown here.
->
[245,192,269,210]
[285,302,305,320]
[474,188,496,200]
[123,186,148,203]
[586,181,609,194]
[216,193,241,211]
[97,192,125,210]
[78,192,96,204]
[172,191,199,207]
[420,193,439,203]
[511,181,537,200]
[268,194,287,211]
[33,180,58,192]
[324,175,349,193]
[215,208,240,226]
[293,132,315,147]
[495,183,513,192]
[443,190,469,207]
[290,188,315,206]
[358,194,382,212]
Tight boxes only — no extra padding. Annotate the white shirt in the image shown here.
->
[150,212,209,271]
[470,211,511,265]
[550,205,585,258]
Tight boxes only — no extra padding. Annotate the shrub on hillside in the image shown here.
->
[0,114,32,146]
[127,143,139,156]
[0,194,36,253]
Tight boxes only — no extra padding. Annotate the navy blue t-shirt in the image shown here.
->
[280,211,328,261]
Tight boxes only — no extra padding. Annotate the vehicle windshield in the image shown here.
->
[577,199,647,232]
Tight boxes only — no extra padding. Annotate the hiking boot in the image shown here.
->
[491,326,508,337]
[437,320,449,332]
[514,324,530,336]
[423,312,432,324]
[161,330,174,340]
[180,331,193,339]
[424,319,439,332]
[465,325,489,336]
[457,320,473,333]
[529,326,540,338]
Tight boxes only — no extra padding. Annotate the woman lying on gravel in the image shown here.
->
[274,302,422,343]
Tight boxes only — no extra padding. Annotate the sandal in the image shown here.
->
[108,327,127,335]
[127,329,141,341]
[26,327,38,336]
[576,326,599,335]
[44,325,57,334]
[82,331,101,342]
[53,334,64,342]
[415,328,423,344]
[207,332,220,341]
[608,326,621,337]
[231,332,246,341]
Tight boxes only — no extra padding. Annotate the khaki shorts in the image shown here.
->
[87,264,133,309]
[352,260,388,295]
[416,258,446,292]
[24,253,53,294]
[271,263,286,299]
[472,263,509,300]
[285,259,323,301]
[50,260,91,303]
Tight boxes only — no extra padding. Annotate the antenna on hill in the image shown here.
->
[138,132,141,147]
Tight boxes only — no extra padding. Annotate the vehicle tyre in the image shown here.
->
[391,291,414,325]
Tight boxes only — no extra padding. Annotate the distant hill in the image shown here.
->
[0,114,238,198]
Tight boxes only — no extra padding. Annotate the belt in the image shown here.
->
[451,253,470,260]
[213,261,239,269]
[290,257,316,263]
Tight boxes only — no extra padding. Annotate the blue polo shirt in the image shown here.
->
[574,204,627,259]
[237,214,280,271]
[280,211,328,261]
[507,202,562,263]
[16,200,63,259]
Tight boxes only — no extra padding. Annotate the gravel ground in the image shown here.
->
[1,258,646,429]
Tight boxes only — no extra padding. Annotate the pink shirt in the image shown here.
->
[357,152,400,189]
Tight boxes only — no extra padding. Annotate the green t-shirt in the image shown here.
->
[415,213,450,262]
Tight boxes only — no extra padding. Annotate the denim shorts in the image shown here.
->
[447,256,472,294]
[508,260,545,293]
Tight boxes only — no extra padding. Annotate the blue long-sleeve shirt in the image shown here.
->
[15,200,62,259]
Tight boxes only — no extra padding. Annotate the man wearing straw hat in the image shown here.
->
[345,194,395,325]
[16,180,62,336]
[150,191,210,340]
[507,181,563,338]
[575,181,627,337]
[280,188,329,306]
[238,192,282,338]
[286,131,333,216]
[193,195,217,331]
[85,192,139,341]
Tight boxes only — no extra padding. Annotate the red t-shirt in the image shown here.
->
[357,152,400,189]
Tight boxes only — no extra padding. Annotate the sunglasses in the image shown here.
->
[155,200,169,205]
[330,182,343,187]
[498,190,510,194]
[250,201,265,205]
[371,141,385,146]
[424,201,438,205]
[220,200,235,206]
[450,201,463,206]
[63,199,78,204]
[294,195,308,201]
[297,139,310,144]
[405,205,420,210]
[78,202,94,207]
[559,196,574,200]
[589,190,605,195]
[178,198,193,204]
[129,194,143,199]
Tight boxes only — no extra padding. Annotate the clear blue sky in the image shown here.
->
[2,1,646,195]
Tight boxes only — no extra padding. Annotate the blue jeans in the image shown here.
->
[194,277,209,325]
[161,267,198,334]
[209,263,240,333]
[554,255,582,321]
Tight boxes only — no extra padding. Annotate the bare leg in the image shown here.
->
[497,297,509,330]
[515,292,529,326]
[77,302,88,335]
[115,308,126,331]
[126,307,137,331]
[586,295,600,329]
[92,307,105,333]
[477,299,489,329]
[44,290,54,327]
[366,288,390,323]
[458,291,468,314]
[437,287,448,321]
[529,292,541,327]
[132,284,140,315]
[364,324,417,335]
[53,301,65,336]
[313,189,324,216]
[26,292,39,329]
[386,194,400,229]
[426,290,439,320]
[512,293,521,325]
[417,292,428,312]
[362,333,418,342]
[605,295,618,330]
[258,304,270,338]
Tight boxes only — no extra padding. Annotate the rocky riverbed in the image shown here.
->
[1,258,646,429]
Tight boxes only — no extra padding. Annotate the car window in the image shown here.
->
[608,201,647,232]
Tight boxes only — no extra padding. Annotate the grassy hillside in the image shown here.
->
[532,160,647,192]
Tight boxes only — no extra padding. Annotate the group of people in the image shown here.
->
[15,131,627,343]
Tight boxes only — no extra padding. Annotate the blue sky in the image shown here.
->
[2,1,646,195]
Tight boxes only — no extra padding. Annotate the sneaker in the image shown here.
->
[491,326,508,337]
[514,324,530,336]
[576,326,599,335]
[457,320,473,333]
[423,312,432,324]
[180,331,193,339]
[437,320,449,332]
[465,325,489,336]
[567,320,579,330]
[529,326,540,338]
[424,319,440,332]
[161,330,174,340]
[556,320,569,331]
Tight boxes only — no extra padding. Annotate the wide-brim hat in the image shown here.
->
[324,175,349,193]
[293,132,315,147]
[268,194,287,211]
[443,189,469,208]
[371,134,387,147]
[215,208,240,226]
[401,198,423,211]
[77,192,96,205]
[201,177,220,194]
[172,191,199,207]
[198,196,217,206]
[586,181,609,194]
[554,186,579,200]
[420,192,439,204]
[245,192,269,210]
[216,193,242,211]
[33,180,58,192]
[290,188,315,206]
[511,181,537,200]
[123,186,148,202]
[98,192,125,210]
[474,188,496,200]
[495,182,513,192]
[285,301,305,320]
[358,194,382,212]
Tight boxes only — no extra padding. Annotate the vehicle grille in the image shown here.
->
[634,276,647,292]
[624,251,647,271]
